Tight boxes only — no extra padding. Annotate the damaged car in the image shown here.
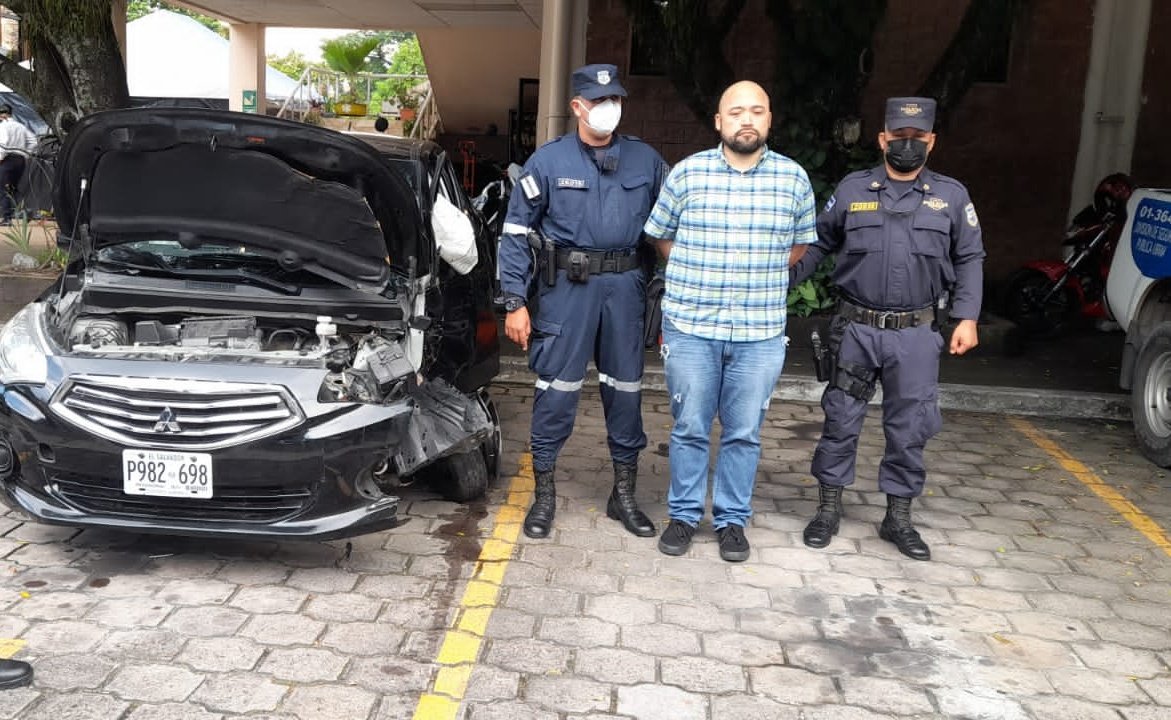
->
[0,108,502,539]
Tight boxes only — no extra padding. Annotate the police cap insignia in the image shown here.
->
[885,96,936,132]
[571,64,627,100]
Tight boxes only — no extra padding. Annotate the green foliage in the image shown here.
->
[1,209,65,271]
[787,256,837,318]
[267,51,310,81]
[1,211,33,257]
[371,36,427,112]
[126,0,227,38]
[321,35,383,104]
[321,35,382,77]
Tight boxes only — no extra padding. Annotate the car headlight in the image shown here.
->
[0,304,49,385]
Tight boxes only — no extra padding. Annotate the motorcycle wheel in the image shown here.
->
[1002,268,1075,335]
[1132,324,1171,467]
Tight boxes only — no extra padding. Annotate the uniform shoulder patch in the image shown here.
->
[823,195,836,213]
[520,173,541,201]
[965,202,979,227]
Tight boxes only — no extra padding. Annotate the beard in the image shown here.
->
[723,129,765,155]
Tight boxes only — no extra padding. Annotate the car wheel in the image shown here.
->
[429,448,490,503]
[478,390,502,480]
[1132,324,1171,467]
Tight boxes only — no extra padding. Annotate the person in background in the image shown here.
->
[0,104,36,225]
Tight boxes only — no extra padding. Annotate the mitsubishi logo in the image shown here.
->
[153,407,182,434]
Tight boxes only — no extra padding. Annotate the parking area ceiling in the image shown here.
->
[179,1,543,28]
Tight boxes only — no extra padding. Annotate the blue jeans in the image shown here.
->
[661,317,787,529]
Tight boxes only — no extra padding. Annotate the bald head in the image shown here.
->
[715,80,771,160]
[718,81,770,115]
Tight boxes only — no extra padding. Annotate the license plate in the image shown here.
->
[122,449,213,499]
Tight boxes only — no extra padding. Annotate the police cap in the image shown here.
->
[571,64,627,101]
[885,97,936,132]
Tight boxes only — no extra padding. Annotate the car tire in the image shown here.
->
[429,448,490,503]
[1132,323,1171,467]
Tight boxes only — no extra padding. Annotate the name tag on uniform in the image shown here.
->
[556,177,588,189]
[848,201,879,212]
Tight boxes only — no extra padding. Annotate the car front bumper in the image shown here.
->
[0,359,414,541]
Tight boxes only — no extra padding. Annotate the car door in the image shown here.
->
[428,154,500,392]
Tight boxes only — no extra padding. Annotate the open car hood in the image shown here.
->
[54,108,427,293]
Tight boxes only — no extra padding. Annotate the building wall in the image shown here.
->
[1131,4,1171,189]
[585,0,1104,292]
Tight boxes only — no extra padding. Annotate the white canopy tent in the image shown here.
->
[127,10,307,101]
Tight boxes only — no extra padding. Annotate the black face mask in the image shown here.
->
[885,137,928,173]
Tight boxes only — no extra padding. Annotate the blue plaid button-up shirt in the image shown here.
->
[644,145,817,342]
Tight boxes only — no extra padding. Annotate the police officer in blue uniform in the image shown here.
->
[498,64,668,539]
[791,97,985,560]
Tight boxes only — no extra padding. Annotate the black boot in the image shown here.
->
[803,483,844,549]
[879,494,931,561]
[524,468,556,539]
[607,461,655,537]
[0,658,32,689]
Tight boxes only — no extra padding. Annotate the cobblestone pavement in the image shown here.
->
[1,385,1170,719]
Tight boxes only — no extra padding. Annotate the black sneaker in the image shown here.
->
[657,519,695,556]
[716,524,750,562]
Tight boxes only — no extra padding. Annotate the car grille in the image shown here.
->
[51,376,304,451]
[50,472,313,523]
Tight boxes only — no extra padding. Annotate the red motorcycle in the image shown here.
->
[1002,173,1134,339]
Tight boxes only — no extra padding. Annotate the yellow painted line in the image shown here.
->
[412,453,535,720]
[0,639,25,659]
[1011,417,1171,557]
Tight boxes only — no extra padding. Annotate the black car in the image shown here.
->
[0,109,502,540]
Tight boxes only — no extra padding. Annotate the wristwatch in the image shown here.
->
[503,295,526,313]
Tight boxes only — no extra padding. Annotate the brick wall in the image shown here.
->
[586,0,1106,291]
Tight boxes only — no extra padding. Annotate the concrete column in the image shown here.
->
[110,0,128,64]
[1068,0,1151,219]
[567,0,589,75]
[536,0,572,144]
[228,22,266,114]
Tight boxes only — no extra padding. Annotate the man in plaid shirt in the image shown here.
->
[644,80,816,562]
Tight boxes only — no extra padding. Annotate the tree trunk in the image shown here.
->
[918,0,1027,129]
[623,0,748,124]
[0,0,130,138]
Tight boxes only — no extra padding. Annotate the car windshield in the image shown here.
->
[94,239,338,293]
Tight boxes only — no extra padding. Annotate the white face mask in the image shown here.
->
[584,99,622,135]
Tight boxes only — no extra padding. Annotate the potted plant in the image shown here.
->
[321,35,381,117]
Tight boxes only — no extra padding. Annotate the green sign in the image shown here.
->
[242,89,257,113]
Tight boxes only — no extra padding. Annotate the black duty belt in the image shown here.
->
[837,299,934,330]
[554,247,641,275]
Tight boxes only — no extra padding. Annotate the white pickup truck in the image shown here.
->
[1106,188,1171,465]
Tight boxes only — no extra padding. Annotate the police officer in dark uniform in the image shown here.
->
[791,97,984,561]
[497,64,668,540]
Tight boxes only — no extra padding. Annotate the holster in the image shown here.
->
[811,327,833,382]
[832,362,879,401]
[566,250,590,283]
[824,314,878,401]
[527,230,556,287]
